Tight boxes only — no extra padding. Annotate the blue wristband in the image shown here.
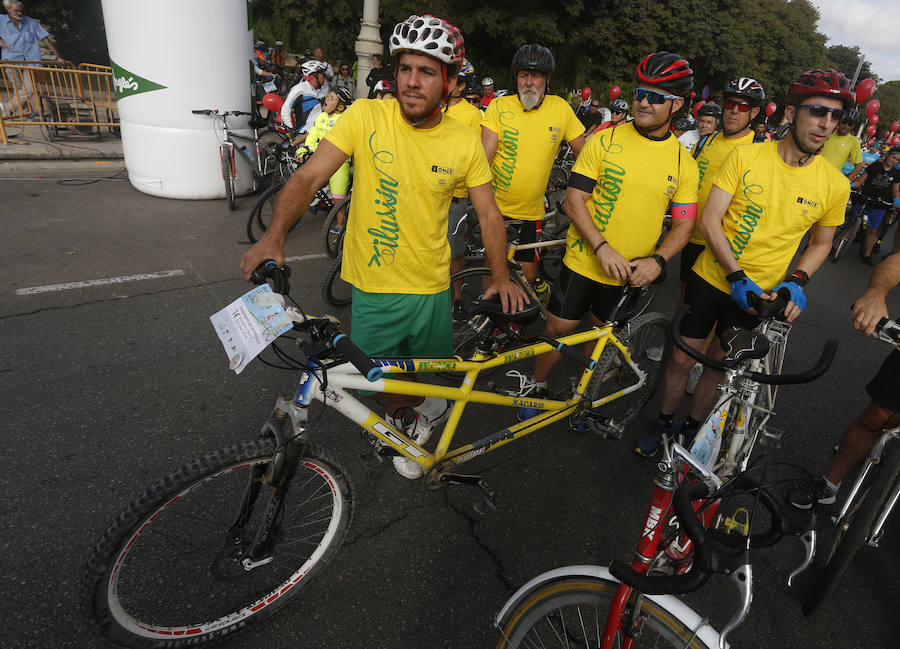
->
[727,270,764,310]
[773,281,806,311]
[894,197,900,208]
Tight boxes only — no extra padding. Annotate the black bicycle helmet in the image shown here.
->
[786,69,855,109]
[511,44,555,74]
[334,86,353,106]
[889,145,900,155]
[673,117,693,130]
[723,77,765,106]
[697,102,722,117]
[610,98,629,113]
[635,51,694,97]
[464,78,482,96]
[842,107,860,125]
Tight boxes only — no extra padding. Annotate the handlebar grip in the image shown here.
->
[748,289,789,319]
[553,341,597,370]
[250,260,291,295]
[332,334,383,381]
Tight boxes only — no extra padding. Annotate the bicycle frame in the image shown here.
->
[832,426,899,547]
[282,324,645,480]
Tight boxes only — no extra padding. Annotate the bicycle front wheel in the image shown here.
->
[222,146,237,211]
[831,220,858,263]
[803,445,899,615]
[496,575,714,649]
[581,311,672,437]
[247,182,284,243]
[83,440,353,648]
[322,251,352,307]
[322,195,351,258]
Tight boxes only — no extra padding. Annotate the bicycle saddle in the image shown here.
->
[721,326,769,366]
[470,295,542,327]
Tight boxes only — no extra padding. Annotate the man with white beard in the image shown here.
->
[482,44,586,284]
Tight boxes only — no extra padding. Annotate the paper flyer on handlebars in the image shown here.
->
[210,285,292,374]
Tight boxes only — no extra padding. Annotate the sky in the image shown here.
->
[813,0,900,82]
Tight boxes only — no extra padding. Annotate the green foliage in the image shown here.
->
[825,44,879,83]
[24,0,108,63]
[873,80,900,125]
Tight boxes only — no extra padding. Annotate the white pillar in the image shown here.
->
[355,0,383,99]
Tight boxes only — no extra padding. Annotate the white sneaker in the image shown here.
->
[391,415,433,479]
[685,363,703,395]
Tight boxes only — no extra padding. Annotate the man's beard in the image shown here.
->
[398,92,441,123]
[520,87,541,111]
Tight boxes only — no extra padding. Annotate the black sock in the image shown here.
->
[683,415,701,430]
[659,412,674,424]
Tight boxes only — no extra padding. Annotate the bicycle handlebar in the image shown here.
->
[671,306,838,385]
[191,109,253,117]
[875,317,900,345]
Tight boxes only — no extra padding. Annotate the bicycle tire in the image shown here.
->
[322,250,352,307]
[495,575,714,649]
[802,445,899,616]
[580,311,672,437]
[831,220,858,263]
[247,182,284,243]
[439,266,522,380]
[82,439,353,648]
[321,195,351,258]
[222,146,237,211]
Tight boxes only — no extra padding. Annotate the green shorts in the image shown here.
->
[350,288,453,360]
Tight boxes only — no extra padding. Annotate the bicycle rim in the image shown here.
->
[88,442,350,647]
[322,253,352,307]
[581,312,672,436]
[496,577,713,649]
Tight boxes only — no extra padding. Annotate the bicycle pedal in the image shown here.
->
[441,473,498,515]
[760,425,784,448]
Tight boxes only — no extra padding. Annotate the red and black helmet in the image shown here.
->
[786,69,855,109]
[635,51,694,97]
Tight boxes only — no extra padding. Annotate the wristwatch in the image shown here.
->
[650,254,666,270]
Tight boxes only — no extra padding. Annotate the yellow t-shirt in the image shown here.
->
[693,141,850,293]
[563,122,700,286]
[820,131,863,171]
[446,99,484,198]
[324,99,493,294]
[482,94,585,220]
[690,131,756,245]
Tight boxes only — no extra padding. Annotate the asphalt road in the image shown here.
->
[1,169,898,649]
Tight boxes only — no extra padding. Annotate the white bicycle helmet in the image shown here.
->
[301,60,328,76]
[389,15,465,65]
[482,76,494,86]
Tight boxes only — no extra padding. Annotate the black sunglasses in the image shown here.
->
[798,104,845,122]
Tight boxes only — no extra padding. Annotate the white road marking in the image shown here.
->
[15,269,186,295]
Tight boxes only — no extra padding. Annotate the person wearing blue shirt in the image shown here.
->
[0,0,65,118]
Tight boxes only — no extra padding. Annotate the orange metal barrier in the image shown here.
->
[0,61,119,145]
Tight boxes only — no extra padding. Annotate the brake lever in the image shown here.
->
[718,564,753,649]
[787,528,816,588]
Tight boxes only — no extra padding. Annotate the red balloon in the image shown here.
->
[693,100,705,118]
[581,86,592,101]
[870,114,879,125]
[866,124,877,136]
[262,92,284,112]
[689,91,696,99]
[855,78,876,103]
[891,133,900,145]
[609,85,621,101]
[765,102,776,117]
[890,121,899,132]
[865,99,880,117]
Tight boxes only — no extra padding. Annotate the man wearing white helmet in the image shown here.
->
[242,14,525,479]
[480,76,495,108]
[482,44,586,285]
[281,59,328,131]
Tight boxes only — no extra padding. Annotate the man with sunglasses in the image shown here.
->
[515,52,699,420]
[640,69,852,457]
[333,62,356,100]
[588,97,628,136]
[821,108,865,181]
[853,145,900,265]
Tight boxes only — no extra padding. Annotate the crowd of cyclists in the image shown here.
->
[242,15,899,508]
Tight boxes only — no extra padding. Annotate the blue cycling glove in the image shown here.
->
[726,270,764,310]
[773,269,809,311]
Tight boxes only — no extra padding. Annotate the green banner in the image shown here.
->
[247,1,253,30]
[110,60,167,100]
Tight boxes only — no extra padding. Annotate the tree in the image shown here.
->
[872,80,900,127]
[825,44,879,84]
[27,0,108,64]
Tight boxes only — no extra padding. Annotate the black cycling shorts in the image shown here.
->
[679,242,706,283]
[548,264,625,323]
[866,348,900,412]
[679,270,760,339]
[505,217,541,263]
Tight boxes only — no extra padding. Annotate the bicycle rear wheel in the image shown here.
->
[247,182,284,243]
[802,445,899,615]
[82,440,353,648]
[322,195,351,258]
[322,246,352,307]
[579,311,672,437]
[496,574,714,649]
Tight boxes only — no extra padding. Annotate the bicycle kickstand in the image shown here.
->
[440,473,498,515]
